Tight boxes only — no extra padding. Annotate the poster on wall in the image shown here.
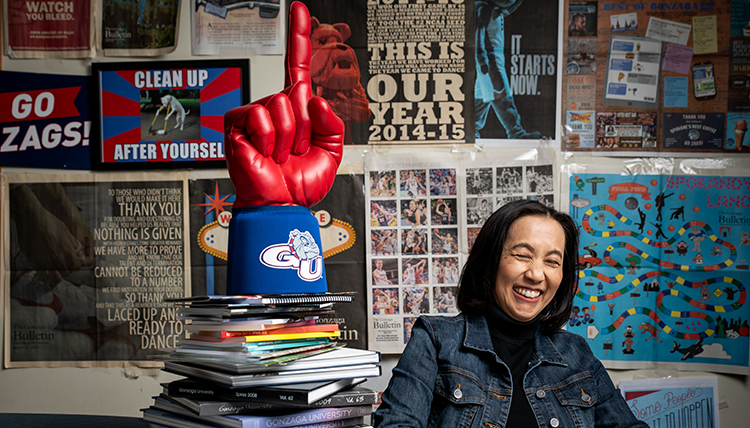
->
[3,173,189,367]
[620,377,720,427]
[91,59,249,169]
[191,0,284,55]
[3,0,93,58]
[187,173,368,349]
[566,171,750,375]
[365,149,557,354]
[100,0,180,56]
[299,0,474,145]
[476,0,558,142]
[0,71,91,170]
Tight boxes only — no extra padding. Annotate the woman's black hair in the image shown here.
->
[457,199,580,334]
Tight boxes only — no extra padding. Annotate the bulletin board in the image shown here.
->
[562,0,750,154]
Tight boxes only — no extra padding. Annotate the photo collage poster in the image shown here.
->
[365,150,556,353]
[565,167,750,374]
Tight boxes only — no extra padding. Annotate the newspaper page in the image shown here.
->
[562,157,750,375]
[186,170,368,350]
[191,0,284,56]
[300,0,474,145]
[3,172,189,367]
[100,0,180,56]
[365,148,558,354]
[3,0,93,58]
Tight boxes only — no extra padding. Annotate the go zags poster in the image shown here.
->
[568,172,750,374]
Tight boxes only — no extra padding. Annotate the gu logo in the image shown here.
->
[259,229,323,281]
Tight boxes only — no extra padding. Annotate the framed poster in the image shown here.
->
[91,59,249,169]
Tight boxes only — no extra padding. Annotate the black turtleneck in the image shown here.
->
[486,304,540,427]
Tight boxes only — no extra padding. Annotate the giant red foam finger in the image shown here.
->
[285,2,312,88]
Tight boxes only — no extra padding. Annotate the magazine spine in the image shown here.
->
[230,405,372,428]
[219,324,339,339]
[169,388,378,416]
[168,381,310,405]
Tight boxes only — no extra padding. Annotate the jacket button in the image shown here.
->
[453,387,463,399]
[549,418,560,427]
[582,393,591,402]
[536,389,546,398]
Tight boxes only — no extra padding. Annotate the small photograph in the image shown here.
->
[466,167,493,195]
[370,200,398,227]
[467,227,481,252]
[369,170,396,197]
[372,258,398,286]
[431,198,457,225]
[404,316,417,343]
[596,136,620,149]
[401,257,428,285]
[373,288,399,315]
[568,1,597,37]
[467,197,494,226]
[403,286,430,315]
[140,89,201,141]
[497,195,524,210]
[400,199,428,226]
[400,169,427,197]
[526,165,554,193]
[402,229,428,255]
[432,228,458,255]
[435,286,458,313]
[596,112,616,137]
[496,166,523,194]
[371,229,398,256]
[567,38,597,74]
[432,257,459,284]
[429,168,457,196]
[528,194,555,208]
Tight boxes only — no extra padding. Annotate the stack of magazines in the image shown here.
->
[142,292,381,428]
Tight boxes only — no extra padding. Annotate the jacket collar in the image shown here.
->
[463,312,567,367]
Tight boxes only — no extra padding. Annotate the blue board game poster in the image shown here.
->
[568,173,750,374]
[0,71,91,170]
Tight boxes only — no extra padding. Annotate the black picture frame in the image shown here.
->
[90,59,250,170]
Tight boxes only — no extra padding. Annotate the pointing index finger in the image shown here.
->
[285,2,312,88]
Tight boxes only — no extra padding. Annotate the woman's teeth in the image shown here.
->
[514,287,540,299]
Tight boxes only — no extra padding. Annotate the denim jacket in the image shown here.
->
[374,313,648,428]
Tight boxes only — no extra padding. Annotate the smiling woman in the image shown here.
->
[374,199,649,428]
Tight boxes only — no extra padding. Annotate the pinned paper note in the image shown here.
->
[693,15,718,54]
[646,17,691,45]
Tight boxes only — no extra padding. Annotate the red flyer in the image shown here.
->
[4,0,92,58]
